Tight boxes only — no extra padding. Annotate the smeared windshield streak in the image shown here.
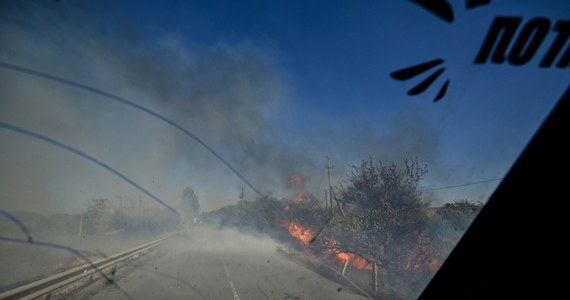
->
[0,208,33,241]
[0,235,134,300]
[0,121,177,214]
[0,61,285,218]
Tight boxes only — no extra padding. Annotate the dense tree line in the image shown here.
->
[1,195,187,239]
[82,198,179,236]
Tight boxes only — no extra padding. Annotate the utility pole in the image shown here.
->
[373,263,379,292]
[333,189,346,217]
[239,186,245,202]
[326,156,334,215]
[326,156,345,217]
[78,213,84,238]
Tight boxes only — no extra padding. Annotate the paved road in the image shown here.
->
[84,226,369,300]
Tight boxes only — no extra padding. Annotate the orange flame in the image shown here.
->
[279,219,372,270]
[324,239,372,270]
[331,250,372,270]
[279,218,440,274]
[287,221,314,245]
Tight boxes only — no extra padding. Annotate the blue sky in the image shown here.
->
[0,0,568,213]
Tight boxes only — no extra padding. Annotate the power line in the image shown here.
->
[423,178,504,192]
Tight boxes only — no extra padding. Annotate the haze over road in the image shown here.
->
[85,226,368,300]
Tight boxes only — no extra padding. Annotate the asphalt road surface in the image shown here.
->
[83,226,369,300]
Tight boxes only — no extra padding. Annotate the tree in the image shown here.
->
[440,199,483,231]
[181,187,200,215]
[337,157,428,211]
[236,197,278,231]
[315,157,434,296]
[84,198,115,234]
[283,193,325,222]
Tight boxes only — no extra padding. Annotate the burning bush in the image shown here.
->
[312,158,440,296]
[203,157,478,298]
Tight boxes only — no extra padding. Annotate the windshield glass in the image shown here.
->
[1,1,568,299]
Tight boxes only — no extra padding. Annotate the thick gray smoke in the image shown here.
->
[0,1,449,214]
[0,1,311,213]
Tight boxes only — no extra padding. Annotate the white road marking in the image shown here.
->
[223,262,240,300]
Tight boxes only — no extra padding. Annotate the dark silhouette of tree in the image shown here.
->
[439,199,483,231]
[181,187,200,215]
[84,198,114,234]
[315,157,433,296]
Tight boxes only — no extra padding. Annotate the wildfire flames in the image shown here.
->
[286,221,314,245]
[279,219,443,275]
[321,237,373,270]
[279,219,372,270]
[280,175,440,275]
[330,250,372,270]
